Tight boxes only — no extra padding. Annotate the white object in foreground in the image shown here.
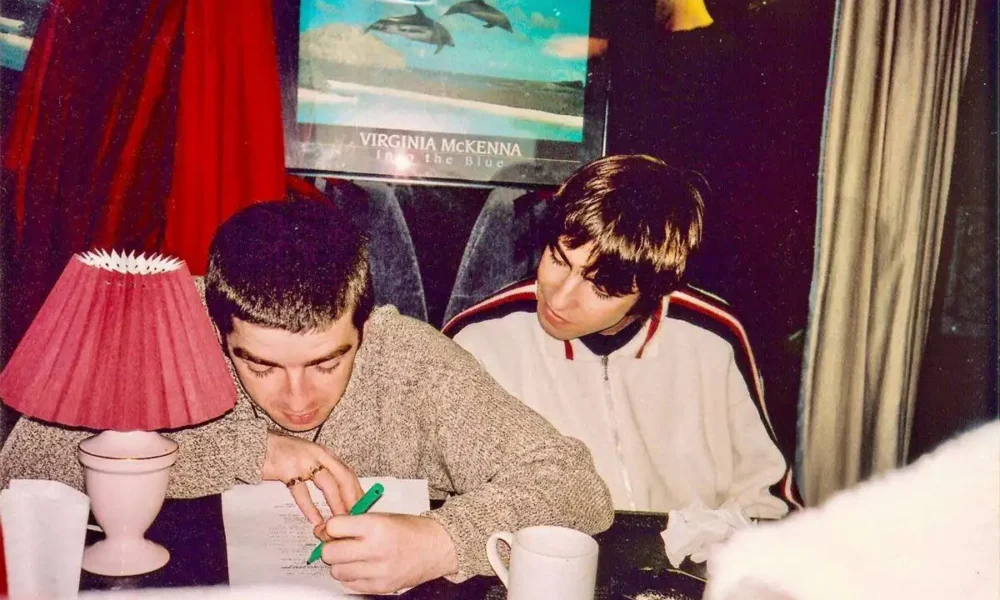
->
[81,583,349,599]
[0,479,90,598]
[704,420,1000,600]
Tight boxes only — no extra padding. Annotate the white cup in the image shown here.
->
[486,525,599,600]
[0,480,90,599]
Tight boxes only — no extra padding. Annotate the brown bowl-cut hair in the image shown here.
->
[542,154,706,314]
[205,198,374,337]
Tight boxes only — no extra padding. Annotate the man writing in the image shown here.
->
[0,198,614,593]
[445,154,798,517]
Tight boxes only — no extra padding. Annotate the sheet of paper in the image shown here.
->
[222,478,430,596]
[0,479,90,599]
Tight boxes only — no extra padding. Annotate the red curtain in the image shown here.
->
[165,0,285,273]
[1,0,285,358]
[1,0,185,359]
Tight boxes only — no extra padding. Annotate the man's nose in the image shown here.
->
[284,369,313,411]
[547,276,579,312]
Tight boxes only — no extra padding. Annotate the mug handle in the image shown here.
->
[486,531,513,588]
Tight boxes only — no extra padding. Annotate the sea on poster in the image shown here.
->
[293,0,598,184]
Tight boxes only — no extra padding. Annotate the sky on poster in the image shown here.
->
[299,0,592,83]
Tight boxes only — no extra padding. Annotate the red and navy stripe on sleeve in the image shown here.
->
[666,287,804,510]
[442,279,538,338]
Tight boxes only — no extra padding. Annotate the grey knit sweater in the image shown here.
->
[0,306,614,581]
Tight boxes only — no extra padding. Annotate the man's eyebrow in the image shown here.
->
[231,345,353,368]
[231,347,281,368]
[303,345,352,367]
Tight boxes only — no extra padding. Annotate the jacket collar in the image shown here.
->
[539,298,666,361]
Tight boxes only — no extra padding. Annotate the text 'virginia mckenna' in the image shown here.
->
[359,133,523,157]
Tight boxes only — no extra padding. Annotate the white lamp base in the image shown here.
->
[82,537,170,577]
[78,430,179,577]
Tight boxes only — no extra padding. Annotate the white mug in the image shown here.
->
[486,525,599,600]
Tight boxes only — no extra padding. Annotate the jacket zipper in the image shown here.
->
[602,355,636,510]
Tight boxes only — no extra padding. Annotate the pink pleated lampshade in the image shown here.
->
[0,251,237,431]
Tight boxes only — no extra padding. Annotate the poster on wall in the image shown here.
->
[277,0,610,186]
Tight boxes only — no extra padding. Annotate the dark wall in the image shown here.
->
[910,0,999,460]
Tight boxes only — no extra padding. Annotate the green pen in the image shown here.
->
[307,482,385,565]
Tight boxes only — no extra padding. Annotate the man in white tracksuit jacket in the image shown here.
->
[444,155,799,517]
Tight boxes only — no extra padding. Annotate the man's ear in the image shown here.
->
[706,577,798,600]
[193,275,225,344]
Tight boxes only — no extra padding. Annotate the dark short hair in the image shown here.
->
[542,154,706,311]
[205,198,374,337]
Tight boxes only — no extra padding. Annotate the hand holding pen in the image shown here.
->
[309,482,459,594]
[308,482,384,564]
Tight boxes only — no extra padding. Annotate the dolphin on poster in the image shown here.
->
[364,6,455,54]
[444,0,513,32]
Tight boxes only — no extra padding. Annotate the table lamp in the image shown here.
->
[0,250,237,577]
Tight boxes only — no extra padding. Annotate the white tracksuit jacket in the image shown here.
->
[445,281,799,516]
